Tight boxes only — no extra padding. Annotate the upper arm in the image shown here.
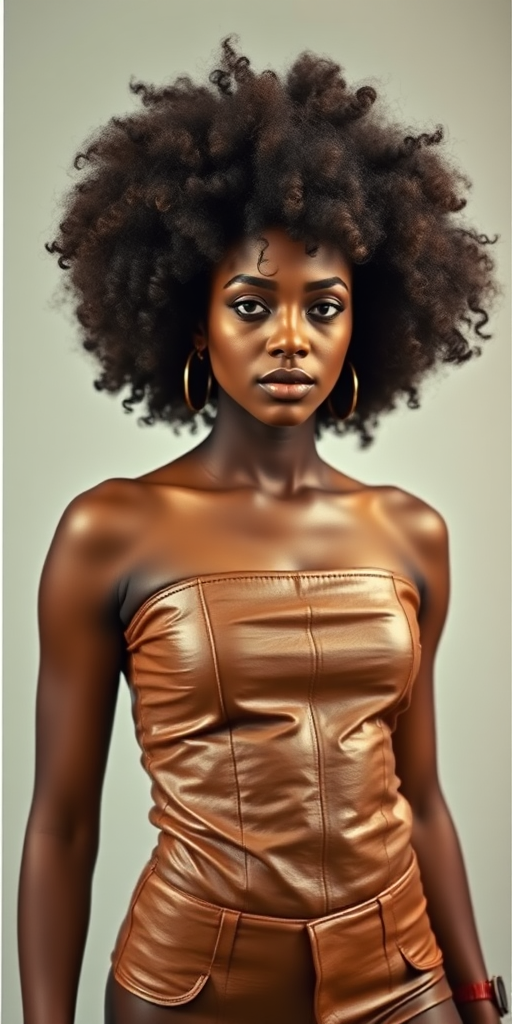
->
[391,494,451,816]
[28,483,131,847]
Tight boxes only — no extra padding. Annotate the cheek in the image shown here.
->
[339,306,354,345]
[325,314,353,371]
[207,302,265,377]
[206,325,251,388]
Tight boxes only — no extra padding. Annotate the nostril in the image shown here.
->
[272,349,308,359]
[267,336,310,357]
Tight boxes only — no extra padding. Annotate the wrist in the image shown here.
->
[452,978,509,1021]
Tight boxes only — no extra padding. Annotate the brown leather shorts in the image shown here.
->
[111,851,452,1024]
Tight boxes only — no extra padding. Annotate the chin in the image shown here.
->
[256,405,313,428]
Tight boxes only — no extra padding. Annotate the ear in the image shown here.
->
[192,320,208,353]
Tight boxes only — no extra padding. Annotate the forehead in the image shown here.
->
[212,227,351,282]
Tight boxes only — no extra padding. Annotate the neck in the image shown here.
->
[195,389,328,498]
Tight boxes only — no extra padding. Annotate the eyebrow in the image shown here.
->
[222,274,349,292]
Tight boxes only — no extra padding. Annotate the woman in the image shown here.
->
[18,36,506,1024]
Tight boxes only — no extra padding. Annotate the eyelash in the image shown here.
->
[231,299,344,321]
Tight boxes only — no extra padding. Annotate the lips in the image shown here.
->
[257,366,315,403]
[257,368,315,384]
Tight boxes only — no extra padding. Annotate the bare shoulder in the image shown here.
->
[379,484,448,554]
[41,477,159,606]
[329,466,449,551]
[326,465,449,562]
[53,477,152,555]
[376,485,451,617]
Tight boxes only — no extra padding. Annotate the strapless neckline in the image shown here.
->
[124,566,421,638]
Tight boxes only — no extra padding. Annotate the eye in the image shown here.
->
[231,299,269,320]
[309,300,344,321]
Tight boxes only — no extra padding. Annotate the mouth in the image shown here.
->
[258,368,315,384]
[257,382,315,401]
[257,367,315,402]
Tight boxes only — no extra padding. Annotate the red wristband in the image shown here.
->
[452,981,495,1003]
[452,977,509,1017]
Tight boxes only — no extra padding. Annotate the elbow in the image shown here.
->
[24,802,100,868]
[406,781,449,825]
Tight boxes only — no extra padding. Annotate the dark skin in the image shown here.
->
[18,229,498,1024]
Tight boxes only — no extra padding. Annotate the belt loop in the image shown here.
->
[378,891,399,991]
[210,908,240,973]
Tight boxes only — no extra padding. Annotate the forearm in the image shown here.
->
[18,824,97,1024]
[411,792,500,1024]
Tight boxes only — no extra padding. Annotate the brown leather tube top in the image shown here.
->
[119,569,421,919]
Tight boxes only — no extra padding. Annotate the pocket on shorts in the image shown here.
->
[387,863,444,973]
[393,902,444,972]
[111,862,238,1006]
[307,906,397,1024]
[306,857,445,1024]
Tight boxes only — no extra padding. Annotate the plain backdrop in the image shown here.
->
[4,2,511,1022]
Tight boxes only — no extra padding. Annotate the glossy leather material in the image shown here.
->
[111,568,430,1006]
[110,850,451,1022]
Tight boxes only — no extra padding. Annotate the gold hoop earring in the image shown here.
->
[327,361,358,422]
[183,348,212,413]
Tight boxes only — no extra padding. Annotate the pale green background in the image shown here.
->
[4,1,511,1021]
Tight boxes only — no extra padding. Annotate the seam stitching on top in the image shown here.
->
[376,717,393,893]
[304,599,329,915]
[124,569,419,638]
[391,575,417,709]
[129,649,153,777]
[197,580,248,905]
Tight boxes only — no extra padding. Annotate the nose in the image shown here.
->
[266,309,310,360]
